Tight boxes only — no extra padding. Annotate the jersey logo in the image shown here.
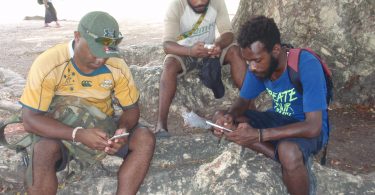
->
[63,69,75,86]
[100,80,113,89]
[81,80,92,87]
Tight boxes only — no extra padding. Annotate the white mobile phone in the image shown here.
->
[206,121,233,132]
[204,44,214,49]
[109,132,129,140]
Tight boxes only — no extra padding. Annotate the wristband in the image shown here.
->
[72,127,83,143]
[258,128,263,142]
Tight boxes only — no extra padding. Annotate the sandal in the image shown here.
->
[155,128,171,138]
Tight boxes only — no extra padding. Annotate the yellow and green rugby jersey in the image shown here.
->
[20,41,139,116]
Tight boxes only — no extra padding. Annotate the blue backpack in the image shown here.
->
[286,46,333,165]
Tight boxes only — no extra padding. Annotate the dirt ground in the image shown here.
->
[326,105,375,175]
[0,19,374,177]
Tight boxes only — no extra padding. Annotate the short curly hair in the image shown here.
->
[237,16,280,52]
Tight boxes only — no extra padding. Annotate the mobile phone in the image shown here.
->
[109,132,129,140]
[206,121,233,132]
[204,44,214,49]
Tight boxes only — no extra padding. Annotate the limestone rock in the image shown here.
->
[1,134,374,194]
[121,44,165,67]
[0,68,26,99]
[129,65,242,129]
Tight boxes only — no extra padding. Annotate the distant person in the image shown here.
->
[20,11,155,194]
[211,16,330,195]
[155,0,247,137]
[44,0,60,27]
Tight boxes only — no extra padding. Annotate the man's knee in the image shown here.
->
[33,139,62,164]
[277,141,304,171]
[223,45,246,88]
[224,45,241,62]
[131,127,156,151]
[163,57,183,75]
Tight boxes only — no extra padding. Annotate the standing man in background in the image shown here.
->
[43,0,60,27]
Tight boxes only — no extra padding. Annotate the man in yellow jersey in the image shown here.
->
[20,11,155,194]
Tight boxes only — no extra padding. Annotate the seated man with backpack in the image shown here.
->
[211,16,331,195]
[18,11,155,194]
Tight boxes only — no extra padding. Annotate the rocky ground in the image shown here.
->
[0,18,374,193]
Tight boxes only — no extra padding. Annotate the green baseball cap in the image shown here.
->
[78,11,123,58]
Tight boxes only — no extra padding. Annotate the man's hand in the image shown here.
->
[105,128,128,155]
[75,128,109,151]
[224,122,259,147]
[190,42,210,58]
[212,114,235,137]
[208,44,222,58]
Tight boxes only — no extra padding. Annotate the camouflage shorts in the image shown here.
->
[26,96,118,186]
[164,42,238,77]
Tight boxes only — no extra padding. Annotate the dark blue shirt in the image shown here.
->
[240,51,329,145]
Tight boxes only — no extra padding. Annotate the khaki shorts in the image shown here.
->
[164,42,237,78]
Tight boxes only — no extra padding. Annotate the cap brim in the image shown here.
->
[84,34,120,58]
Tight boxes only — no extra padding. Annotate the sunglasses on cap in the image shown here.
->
[81,25,123,46]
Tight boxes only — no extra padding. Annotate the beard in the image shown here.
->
[262,55,279,80]
[188,0,210,13]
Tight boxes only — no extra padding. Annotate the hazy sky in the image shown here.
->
[0,0,240,24]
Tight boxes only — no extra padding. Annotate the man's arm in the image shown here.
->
[163,41,210,58]
[263,111,322,141]
[22,107,109,150]
[162,27,234,59]
[117,103,140,130]
[208,32,234,58]
[225,111,322,146]
[23,108,74,140]
[163,41,190,56]
[227,97,253,120]
[104,103,140,154]
[214,32,234,50]
[213,97,253,133]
